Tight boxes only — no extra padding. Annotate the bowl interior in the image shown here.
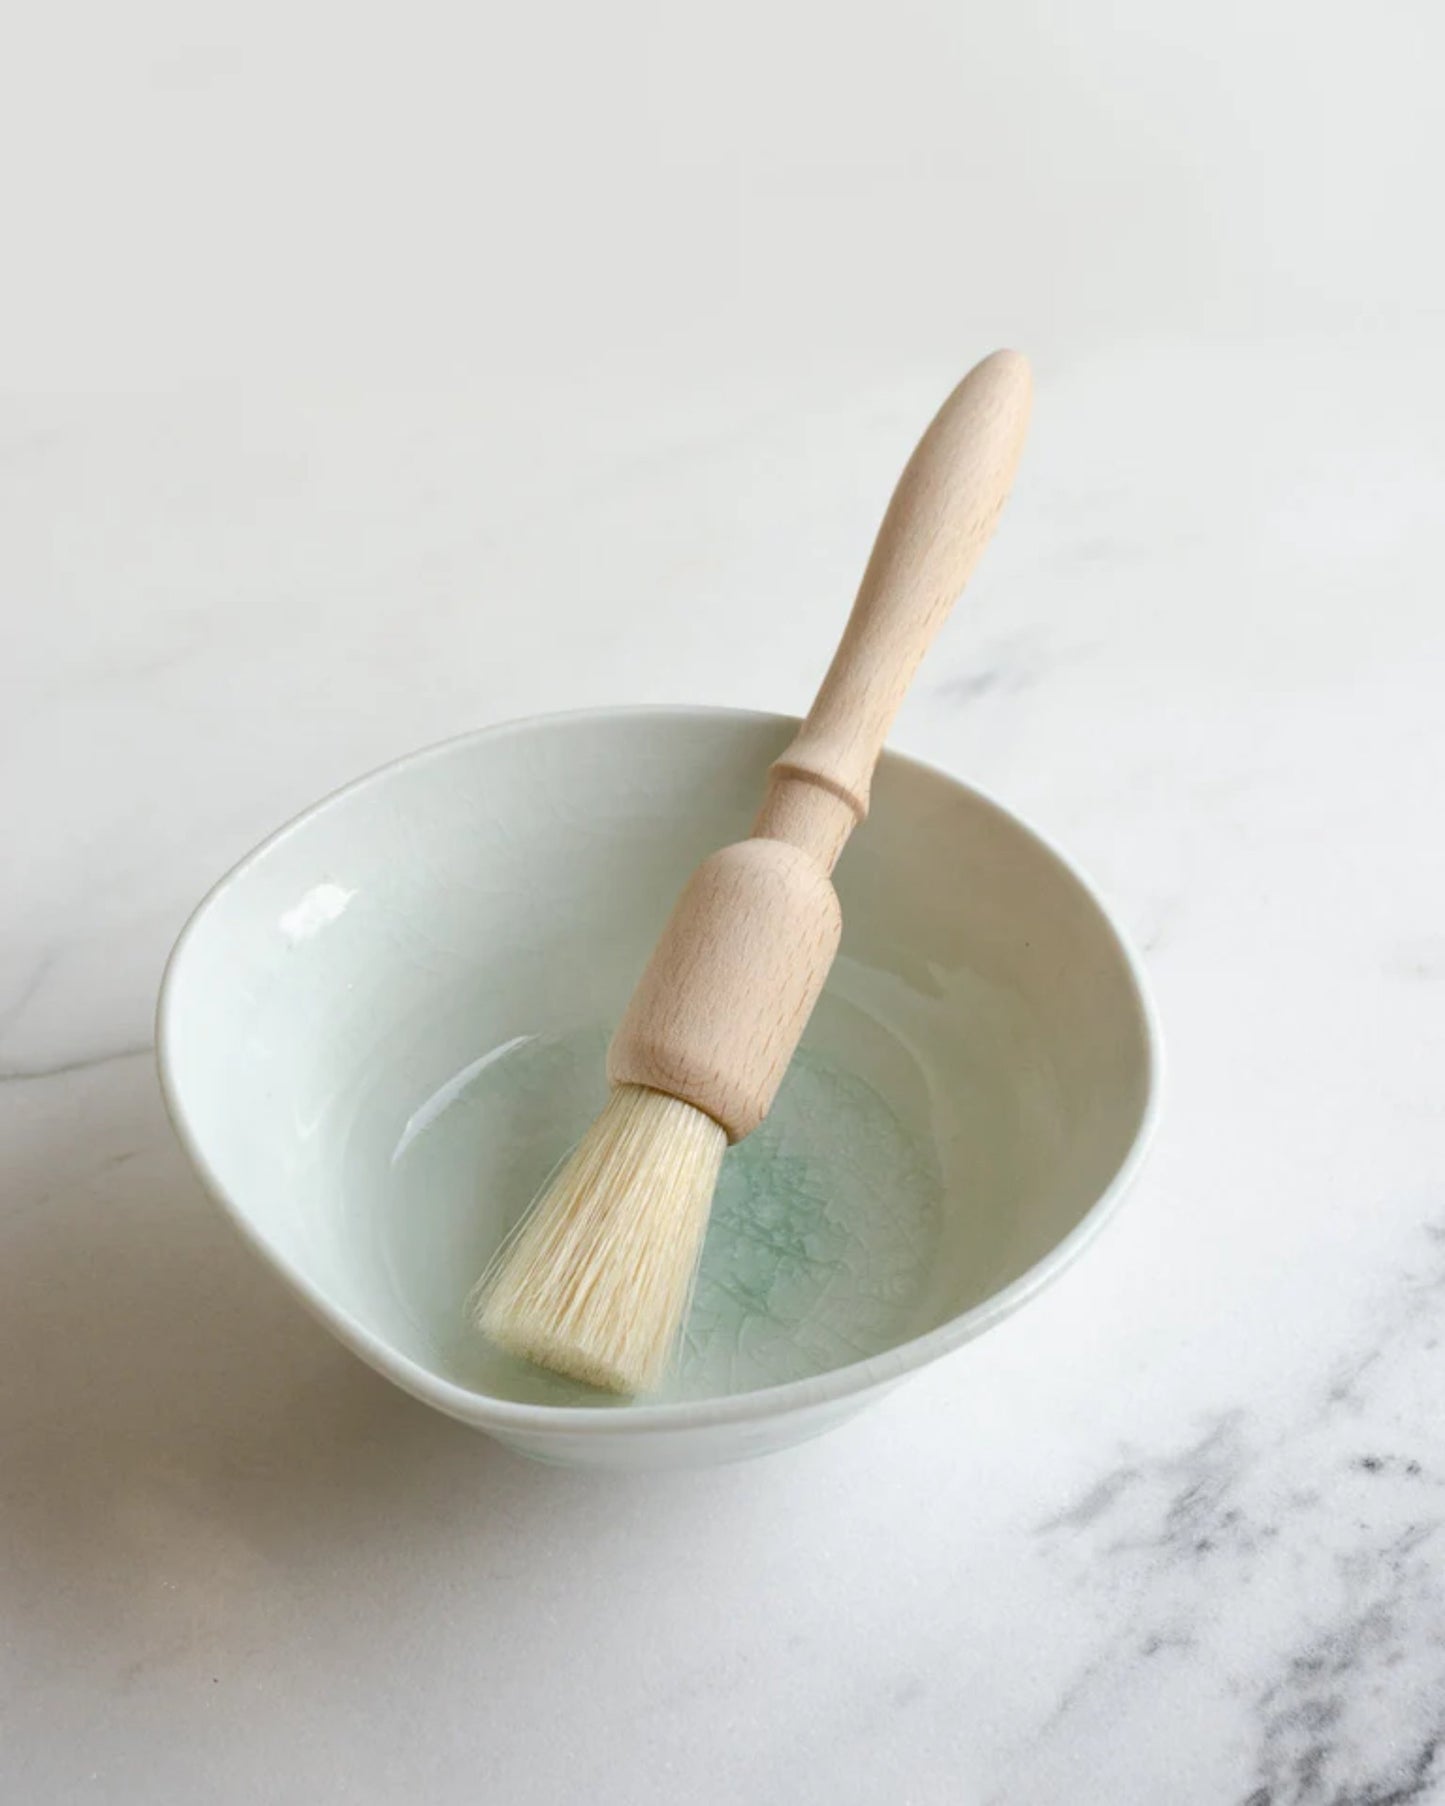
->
[161,710,1154,1413]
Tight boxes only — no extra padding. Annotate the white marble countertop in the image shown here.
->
[4,7,1444,1803]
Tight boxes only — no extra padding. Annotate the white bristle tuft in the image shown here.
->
[471,1084,728,1394]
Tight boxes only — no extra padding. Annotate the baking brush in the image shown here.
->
[473,349,1032,1393]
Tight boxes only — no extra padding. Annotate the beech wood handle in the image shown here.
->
[609,350,1033,1139]
[754,349,1032,869]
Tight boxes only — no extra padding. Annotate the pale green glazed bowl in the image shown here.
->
[158,708,1160,1469]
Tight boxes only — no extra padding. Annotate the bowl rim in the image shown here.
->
[157,703,1164,1440]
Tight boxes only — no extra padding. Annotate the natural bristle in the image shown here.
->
[471,1084,728,1394]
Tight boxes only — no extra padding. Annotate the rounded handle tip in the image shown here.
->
[965,347,1034,435]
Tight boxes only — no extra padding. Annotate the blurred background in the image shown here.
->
[4,2,1441,384]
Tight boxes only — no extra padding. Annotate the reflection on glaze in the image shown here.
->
[278,882,355,943]
[391,1035,534,1165]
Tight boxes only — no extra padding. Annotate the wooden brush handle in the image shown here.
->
[754,348,1032,870]
[610,351,1032,1140]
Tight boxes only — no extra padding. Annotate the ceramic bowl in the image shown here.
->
[158,708,1160,1469]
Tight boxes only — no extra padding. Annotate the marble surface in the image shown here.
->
[4,6,1445,1802]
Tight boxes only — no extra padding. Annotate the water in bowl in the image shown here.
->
[339,953,1041,1406]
